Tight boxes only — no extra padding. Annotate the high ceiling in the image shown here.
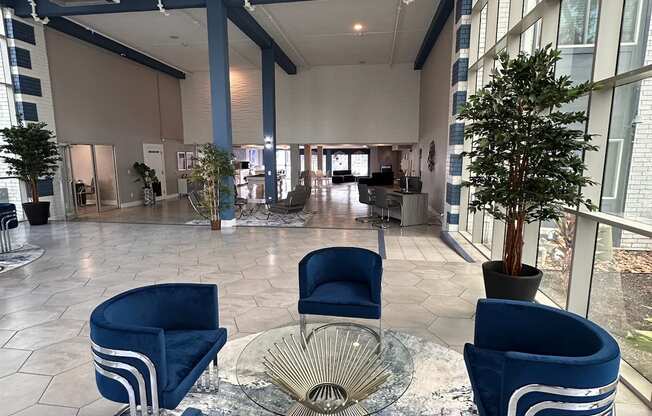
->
[70,0,440,74]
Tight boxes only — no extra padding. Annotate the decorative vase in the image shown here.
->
[143,187,155,206]
[482,260,543,301]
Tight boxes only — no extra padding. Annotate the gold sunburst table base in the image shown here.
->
[286,402,368,416]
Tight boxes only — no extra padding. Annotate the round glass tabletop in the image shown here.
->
[236,323,414,416]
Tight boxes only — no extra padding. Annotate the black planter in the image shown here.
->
[22,201,50,226]
[482,260,542,301]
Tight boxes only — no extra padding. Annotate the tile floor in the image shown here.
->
[0,222,649,414]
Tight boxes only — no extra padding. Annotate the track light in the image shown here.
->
[244,0,255,12]
[157,0,170,16]
[28,0,49,24]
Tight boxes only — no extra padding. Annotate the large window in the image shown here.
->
[520,19,542,54]
[497,0,511,40]
[350,153,369,177]
[478,4,488,58]
[464,0,652,396]
[618,0,652,74]
[537,214,576,308]
[589,224,652,383]
[332,152,349,171]
[602,80,652,226]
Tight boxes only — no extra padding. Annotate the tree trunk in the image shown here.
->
[30,178,39,203]
[503,214,525,276]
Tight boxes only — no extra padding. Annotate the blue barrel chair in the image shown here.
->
[464,299,620,416]
[298,247,383,343]
[90,284,227,416]
[0,203,18,253]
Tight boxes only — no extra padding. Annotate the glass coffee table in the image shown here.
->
[236,323,414,416]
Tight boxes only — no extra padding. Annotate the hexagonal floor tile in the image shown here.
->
[40,363,100,408]
[0,373,51,416]
[0,348,31,377]
[382,286,429,304]
[428,317,475,346]
[416,279,465,296]
[254,291,299,308]
[45,287,106,307]
[21,337,91,375]
[422,295,476,318]
[11,404,77,416]
[77,398,126,416]
[223,279,271,296]
[5,319,85,350]
[235,307,294,333]
[382,271,422,287]
[0,306,65,331]
[218,295,258,319]
[242,265,285,280]
[382,304,436,328]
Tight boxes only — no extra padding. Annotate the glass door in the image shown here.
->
[93,145,119,212]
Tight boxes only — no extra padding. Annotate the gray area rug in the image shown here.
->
[0,244,44,274]
[185,213,314,228]
[168,330,477,416]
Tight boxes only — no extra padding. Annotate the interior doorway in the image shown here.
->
[66,144,120,215]
[143,143,167,200]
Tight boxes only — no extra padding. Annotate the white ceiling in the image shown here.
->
[70,0,439,74]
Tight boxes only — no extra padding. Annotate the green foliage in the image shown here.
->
[132,162,159,188]
[0,122,60,203]
[191,144,235,220]
[458,46,597,275]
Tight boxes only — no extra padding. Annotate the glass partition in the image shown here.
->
[588,223,652,383]
[537,214,576,308]
[520,19,542,54]
[618,0,652,74]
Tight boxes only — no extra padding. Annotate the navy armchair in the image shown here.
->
[464,299,620,416]
[298,247,383,340]
[90,284,227,416]
[0,203,18,253]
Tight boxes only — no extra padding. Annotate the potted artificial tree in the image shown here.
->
[191,143,235,230]
[0,122,60,226]
[459,46,597,301]
[133,162,159,206]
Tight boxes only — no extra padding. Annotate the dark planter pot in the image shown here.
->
[482,260,543,302]
[23,201,50,226]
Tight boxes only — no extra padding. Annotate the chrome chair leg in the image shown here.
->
[299,314,307,341]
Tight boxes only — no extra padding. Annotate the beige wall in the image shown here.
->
[181,63,420,146]
[407,13,454,215]
[45,28,190,203]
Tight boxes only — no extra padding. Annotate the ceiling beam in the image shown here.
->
[227,5,296,74]
[414,0,454,70]
[47,16,186,78]
[8,0,299,74]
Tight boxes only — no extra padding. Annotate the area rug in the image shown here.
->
[0,244,45,274]
[185,212,314,228]
[165,330,477,416]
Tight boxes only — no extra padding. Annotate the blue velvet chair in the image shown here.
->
[0,203,18,253]
[464,299,620,416]
[298,247,383,340]
[90,284,227,416]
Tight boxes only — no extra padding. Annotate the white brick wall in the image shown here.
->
[620,19,652,249]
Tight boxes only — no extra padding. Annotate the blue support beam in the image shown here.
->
[262,47,277,203]
[207,0,234,221]
[414,0,454,70]
[226,6,296,74]
[47,17,185,79]
[9,0,300,74]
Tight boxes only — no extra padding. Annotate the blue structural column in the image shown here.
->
[207,0,234,221]
[262,47,278,203]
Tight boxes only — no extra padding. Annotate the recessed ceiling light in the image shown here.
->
[353,23,364,32]
[169,35,179,39]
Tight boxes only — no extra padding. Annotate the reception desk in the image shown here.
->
[373,191,429,226]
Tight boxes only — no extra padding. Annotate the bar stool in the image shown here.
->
[373,187,400,229]
[355,183,377,223]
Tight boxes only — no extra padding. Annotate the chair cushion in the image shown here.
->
[165,329,226,391]
[464,344,505,416]
[298,281,380,319]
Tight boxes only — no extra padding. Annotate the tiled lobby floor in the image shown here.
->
[0,221,649,415]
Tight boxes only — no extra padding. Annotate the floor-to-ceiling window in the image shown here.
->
[350,152,369,177]
[464,0,652,391]
[332,151,349,171]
